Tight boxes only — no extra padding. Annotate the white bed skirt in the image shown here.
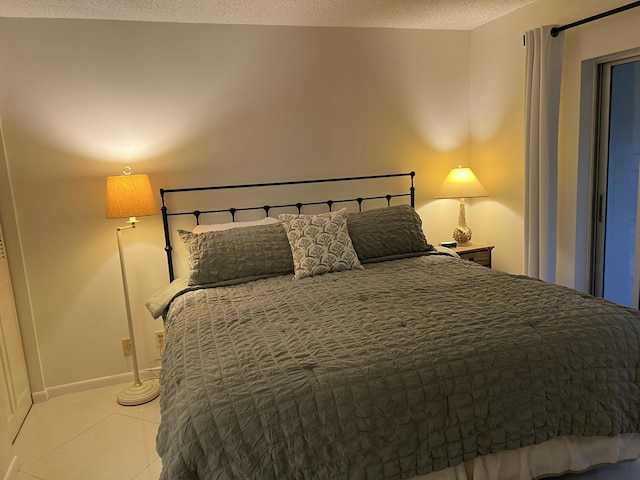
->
[411,434,640,480]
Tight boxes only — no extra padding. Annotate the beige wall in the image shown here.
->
[470,0,640,285]
[0,19,470,392]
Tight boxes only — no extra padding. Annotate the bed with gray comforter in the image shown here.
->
[151,254,640,479]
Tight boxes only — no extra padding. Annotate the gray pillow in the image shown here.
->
[346,205,433,262]
[178,222,294,286]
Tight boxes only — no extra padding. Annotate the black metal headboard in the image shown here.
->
[160,171,415,281]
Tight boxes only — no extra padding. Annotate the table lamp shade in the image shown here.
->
[437,167,488,199]
[106,174,157,219]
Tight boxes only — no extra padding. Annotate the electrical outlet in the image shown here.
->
[122,338,132,356]
[155,330,165,349]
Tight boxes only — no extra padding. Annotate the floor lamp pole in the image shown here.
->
[116,223,160,406]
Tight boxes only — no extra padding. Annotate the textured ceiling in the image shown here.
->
[0,0,540,30]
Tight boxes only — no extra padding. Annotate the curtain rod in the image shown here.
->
[551,1,640,37]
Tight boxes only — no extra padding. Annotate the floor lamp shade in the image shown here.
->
[106,173,157,219]
[436,166,488,244]
[106,169,160,406]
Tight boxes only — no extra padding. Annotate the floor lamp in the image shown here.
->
[106,167,161,406]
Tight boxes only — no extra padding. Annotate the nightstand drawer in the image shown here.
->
[459,250,490,266]
[449,243,494,268]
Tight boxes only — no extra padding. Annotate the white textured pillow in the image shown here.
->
[279,208,363,280]
[192,216,279,233]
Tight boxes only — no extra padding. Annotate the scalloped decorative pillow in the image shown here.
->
[278,209,363,279]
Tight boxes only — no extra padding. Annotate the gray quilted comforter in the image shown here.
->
[155,255,640,480]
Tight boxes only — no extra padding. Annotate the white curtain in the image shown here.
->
[524,26,564,282]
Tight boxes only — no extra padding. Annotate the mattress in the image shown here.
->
[150,254,640,479]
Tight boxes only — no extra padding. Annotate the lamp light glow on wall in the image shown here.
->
[106,166,160,406]
[436,166,488,245]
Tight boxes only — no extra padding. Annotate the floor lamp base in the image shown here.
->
[117,380,160,406]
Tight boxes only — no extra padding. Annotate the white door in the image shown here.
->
[0,222,31,441]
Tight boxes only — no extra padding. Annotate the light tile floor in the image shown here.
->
[13,381,162,480]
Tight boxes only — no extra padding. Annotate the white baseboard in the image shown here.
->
[31,390,49,403]
[2,456,20,480]
[31,368,161,402]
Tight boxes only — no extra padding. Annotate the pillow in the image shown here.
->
[346,204,433,263]
[178,222,294,286]
[279,208,363,279]
[192,216,279,233]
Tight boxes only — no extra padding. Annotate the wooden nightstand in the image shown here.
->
[450,242,494,268]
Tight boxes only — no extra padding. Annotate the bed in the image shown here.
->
[147,172,640,480]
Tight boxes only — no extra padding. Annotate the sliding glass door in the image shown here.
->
[593,56,640,307]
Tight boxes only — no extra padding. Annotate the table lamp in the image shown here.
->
[436,166,488,245]
[106,167,160,406]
